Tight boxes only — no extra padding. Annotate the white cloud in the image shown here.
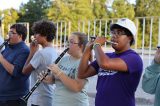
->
[0,0,29,10]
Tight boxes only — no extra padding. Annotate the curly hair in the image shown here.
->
[32,20,57,42]
[10,24,27,41]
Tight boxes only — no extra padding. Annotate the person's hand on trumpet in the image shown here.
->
[30,35,39,55]
[90,36,118,45]
[93,36,107,46]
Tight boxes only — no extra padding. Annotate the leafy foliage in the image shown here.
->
[135,0,160,48]
[1,9,19,38]
[0,0,160,48]
[18,0,51,35]
[109,0,135,19]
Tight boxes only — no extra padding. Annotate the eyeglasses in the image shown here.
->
[110,30,126,37]
[68,40,79,44]
[8,32,18,35]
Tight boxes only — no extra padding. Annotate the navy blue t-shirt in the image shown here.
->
[91,49,143,106]
[0,41,29,101]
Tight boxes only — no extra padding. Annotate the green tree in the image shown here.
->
[0,10,2,27]
[48,0,95,35]
[47,0,71,21]
[135,0,160,17]
[1,9,19,38]
[109,0,135,19]
[18,0,51,35]
[47,0,109,35]
[48,0,94,21]
[135,0,160,48]
[92,0,108,19]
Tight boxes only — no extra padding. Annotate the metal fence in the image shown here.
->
[0,22,30,43]
[53,17,160,65]
[52,17,160,106]
[1,17,160,63]
[1,17,159,106]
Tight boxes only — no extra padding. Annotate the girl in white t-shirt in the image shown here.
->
[41,32,91,106]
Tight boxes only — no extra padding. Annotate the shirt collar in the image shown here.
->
[8,41,24,49]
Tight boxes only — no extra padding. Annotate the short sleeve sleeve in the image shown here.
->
[90,60,99,73]
[120,53,143,74]
[30,51,43,69]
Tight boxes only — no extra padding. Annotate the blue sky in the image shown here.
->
[0,0,29,10]
[0,0,136,11]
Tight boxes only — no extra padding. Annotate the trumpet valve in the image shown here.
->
[30,36,37,44]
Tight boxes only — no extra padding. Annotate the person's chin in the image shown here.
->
[67,50,71,54]
[112,45,116,49]
[9,41,13,44]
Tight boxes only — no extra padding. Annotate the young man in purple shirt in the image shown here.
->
[78,18,143,106]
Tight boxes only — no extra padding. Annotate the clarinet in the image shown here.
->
[21,48,69,104]
[0,39,9,50]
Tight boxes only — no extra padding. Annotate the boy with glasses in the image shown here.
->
[39,32,90,106]
[78,18,143,106]
[0,24,29,106]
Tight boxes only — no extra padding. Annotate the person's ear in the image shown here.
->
[18,34,23,40]
[79,44,84,52]
[127,36,132,44]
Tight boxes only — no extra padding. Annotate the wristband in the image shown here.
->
[93,43,101,50]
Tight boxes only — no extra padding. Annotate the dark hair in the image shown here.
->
[32,20,57,42]
[71,32,88,52]
[110,25,134,45]
[10,24,27,41]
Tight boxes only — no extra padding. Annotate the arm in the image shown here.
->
[0,53,14,75]
[93,45,127,71]
[22,63,34,75]
[22,51,35,74]
[142,61,160,94]
[22,42,39,75]
[93,37,128,72]
[0,51,29,76]
[48,64,88,92]
[44,75,55,84]
[78,41,97,79]
[59,73,87,92]
[142,49,160,94]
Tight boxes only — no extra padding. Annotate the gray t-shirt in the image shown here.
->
[53,56,89,106]
[28,47,58,106]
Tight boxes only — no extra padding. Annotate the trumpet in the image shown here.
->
[90,36,118,45]
[0,38,10,51]
[30,35,37,45]
[21,48,69,104]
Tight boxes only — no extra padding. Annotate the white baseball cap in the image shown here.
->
[110,18,137,43]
